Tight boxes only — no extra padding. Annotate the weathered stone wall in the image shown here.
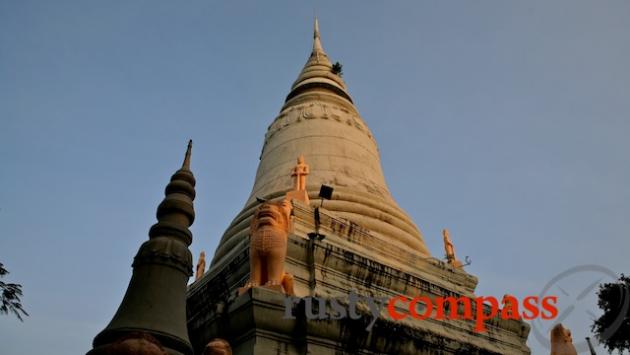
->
[187,202,530,354]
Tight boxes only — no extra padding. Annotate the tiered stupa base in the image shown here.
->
[187,201,530,355]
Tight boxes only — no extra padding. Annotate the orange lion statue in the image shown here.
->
[203,338,232,355]
[550,323,577,355]
[239,199,295,295]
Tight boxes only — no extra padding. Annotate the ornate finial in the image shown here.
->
[182,139,192,170]
[150,141,196,245]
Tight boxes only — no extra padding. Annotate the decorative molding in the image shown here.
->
[265,101,375,144]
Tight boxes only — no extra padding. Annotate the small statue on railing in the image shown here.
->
[442,229,463,268]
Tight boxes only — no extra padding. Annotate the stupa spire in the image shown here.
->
[285,18,353,103]
[212,20,430,267]
[88,142,196,355]
[313,17,323,55]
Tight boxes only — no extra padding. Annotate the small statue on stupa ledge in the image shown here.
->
[286,154,310,204]
[550,323,577,355]
[239,199,295,296]
[442,229,463,268]
[195,251,206,281]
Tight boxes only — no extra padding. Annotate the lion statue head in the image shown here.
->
[251,199,291,233]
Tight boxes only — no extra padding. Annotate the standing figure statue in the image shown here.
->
[442,229,462,268]
[291,155,309,191]
[195,251,206,281]
[286,155,310,204]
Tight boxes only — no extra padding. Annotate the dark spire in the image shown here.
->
[149,139,196,247]
[88,142,196,355]
[182,139,192,170]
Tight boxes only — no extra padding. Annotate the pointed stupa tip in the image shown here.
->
[284,16,351,103]
[153,140,196,240]
[182,139,192,170]
[312,17,323,54]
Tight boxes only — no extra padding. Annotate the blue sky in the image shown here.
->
[1,1,629,354]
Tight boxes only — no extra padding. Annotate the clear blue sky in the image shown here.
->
[1,1,629,354]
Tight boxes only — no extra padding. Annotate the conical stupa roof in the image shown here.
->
[212,19,429,265]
